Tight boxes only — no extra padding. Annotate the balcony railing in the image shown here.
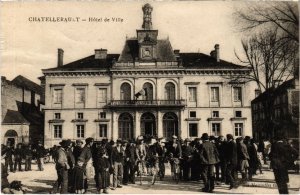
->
[108,99,186,108]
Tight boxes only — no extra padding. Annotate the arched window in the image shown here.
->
[118,113,134,140]
[120,83,131,100]
[142,82,153,100]
[140,112,156,136]
[163,112,178,140]
[165,82,175,100]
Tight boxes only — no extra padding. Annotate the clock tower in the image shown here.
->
[137,3,158,61]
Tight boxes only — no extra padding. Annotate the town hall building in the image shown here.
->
[42,4,256,147]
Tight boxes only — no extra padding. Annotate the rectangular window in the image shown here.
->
[212,111,219,118]
[53,89,62,104]
[189,123,198,137]
[54,125,62,138]
[234,123,243,137]
[189,111,196,118]
[235,111,242,117]
[99,124,108,137]
[77,125,85,138]
[100,112,106,119]
[54,113,61,119]
[233,87,242,101]
[212,123,221,136]
[98,88,107,103]
[76,88,85,103]
[211,87,219,102]
[188,87,197,102]
[77,113,84,119]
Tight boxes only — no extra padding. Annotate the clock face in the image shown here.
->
[142,48,152,58]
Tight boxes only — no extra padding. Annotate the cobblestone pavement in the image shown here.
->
[7,162,300,194]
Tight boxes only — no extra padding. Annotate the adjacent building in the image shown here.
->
[1,75,44,145]
[252,77,299,140]
[42,4,256,147]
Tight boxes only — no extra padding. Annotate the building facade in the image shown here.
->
[252,78,299,140]
[42,4,256,147]
[1,75,44,145]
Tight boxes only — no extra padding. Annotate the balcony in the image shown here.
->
[108,100,186,108]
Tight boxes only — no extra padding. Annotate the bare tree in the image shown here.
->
[232,2,299,92]
[235,2,299,43]
[234,30,297,92]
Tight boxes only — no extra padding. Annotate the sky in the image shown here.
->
[0,1,251,83]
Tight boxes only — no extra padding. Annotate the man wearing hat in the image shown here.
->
[35,141,46,171]
[78,137,94,192]
[65,140,75,193]
[269,134,294,194]
[156,138,167,180]
[4,141,14,173]
[224,134,238,189]
[79,138,94,167]
[111,138,125,189]
[199,133,219,193]
[168,135,182,178]
[73,140,83,165]
[53,140,70,194]
[236,136,250,183]
[182,138,193,181]
[124,140,136,185]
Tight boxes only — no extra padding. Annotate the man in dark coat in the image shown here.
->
[4,142,14,172]
[78,137,94,192]
[35,141,46,171]
[191,138,202,181]
[237,137,250,183]
[168,135,182,158]
[24,144,33,171]
[269,135,294,194]
[157,138,167,180]
[73,140,83,165]
[199,133,219,193]
[111,139,124,190]
[225,134,238,189]
[215,136,227,183]
[13,143,24,172]
[124,140,136,184]
[248,139,259,180]
[65,140,75,193]
[182,138,193,181]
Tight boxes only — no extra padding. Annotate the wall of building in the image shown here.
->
[1,77,42,145]
[44,72,256,147]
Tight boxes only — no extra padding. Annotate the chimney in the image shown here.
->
[210,50,216,58]
[95,49,107,59]
[57,48,64,67]
[214,44,220,62]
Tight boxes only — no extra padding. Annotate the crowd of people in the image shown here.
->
[2,141,46,173]
[1,133,298,194]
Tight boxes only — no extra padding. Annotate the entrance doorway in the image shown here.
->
[118,113,134,140]
[141,112,156,136]
[163,112,178,140]
[4,130,18,146]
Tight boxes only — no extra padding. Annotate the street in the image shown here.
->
[7,162,300,194]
